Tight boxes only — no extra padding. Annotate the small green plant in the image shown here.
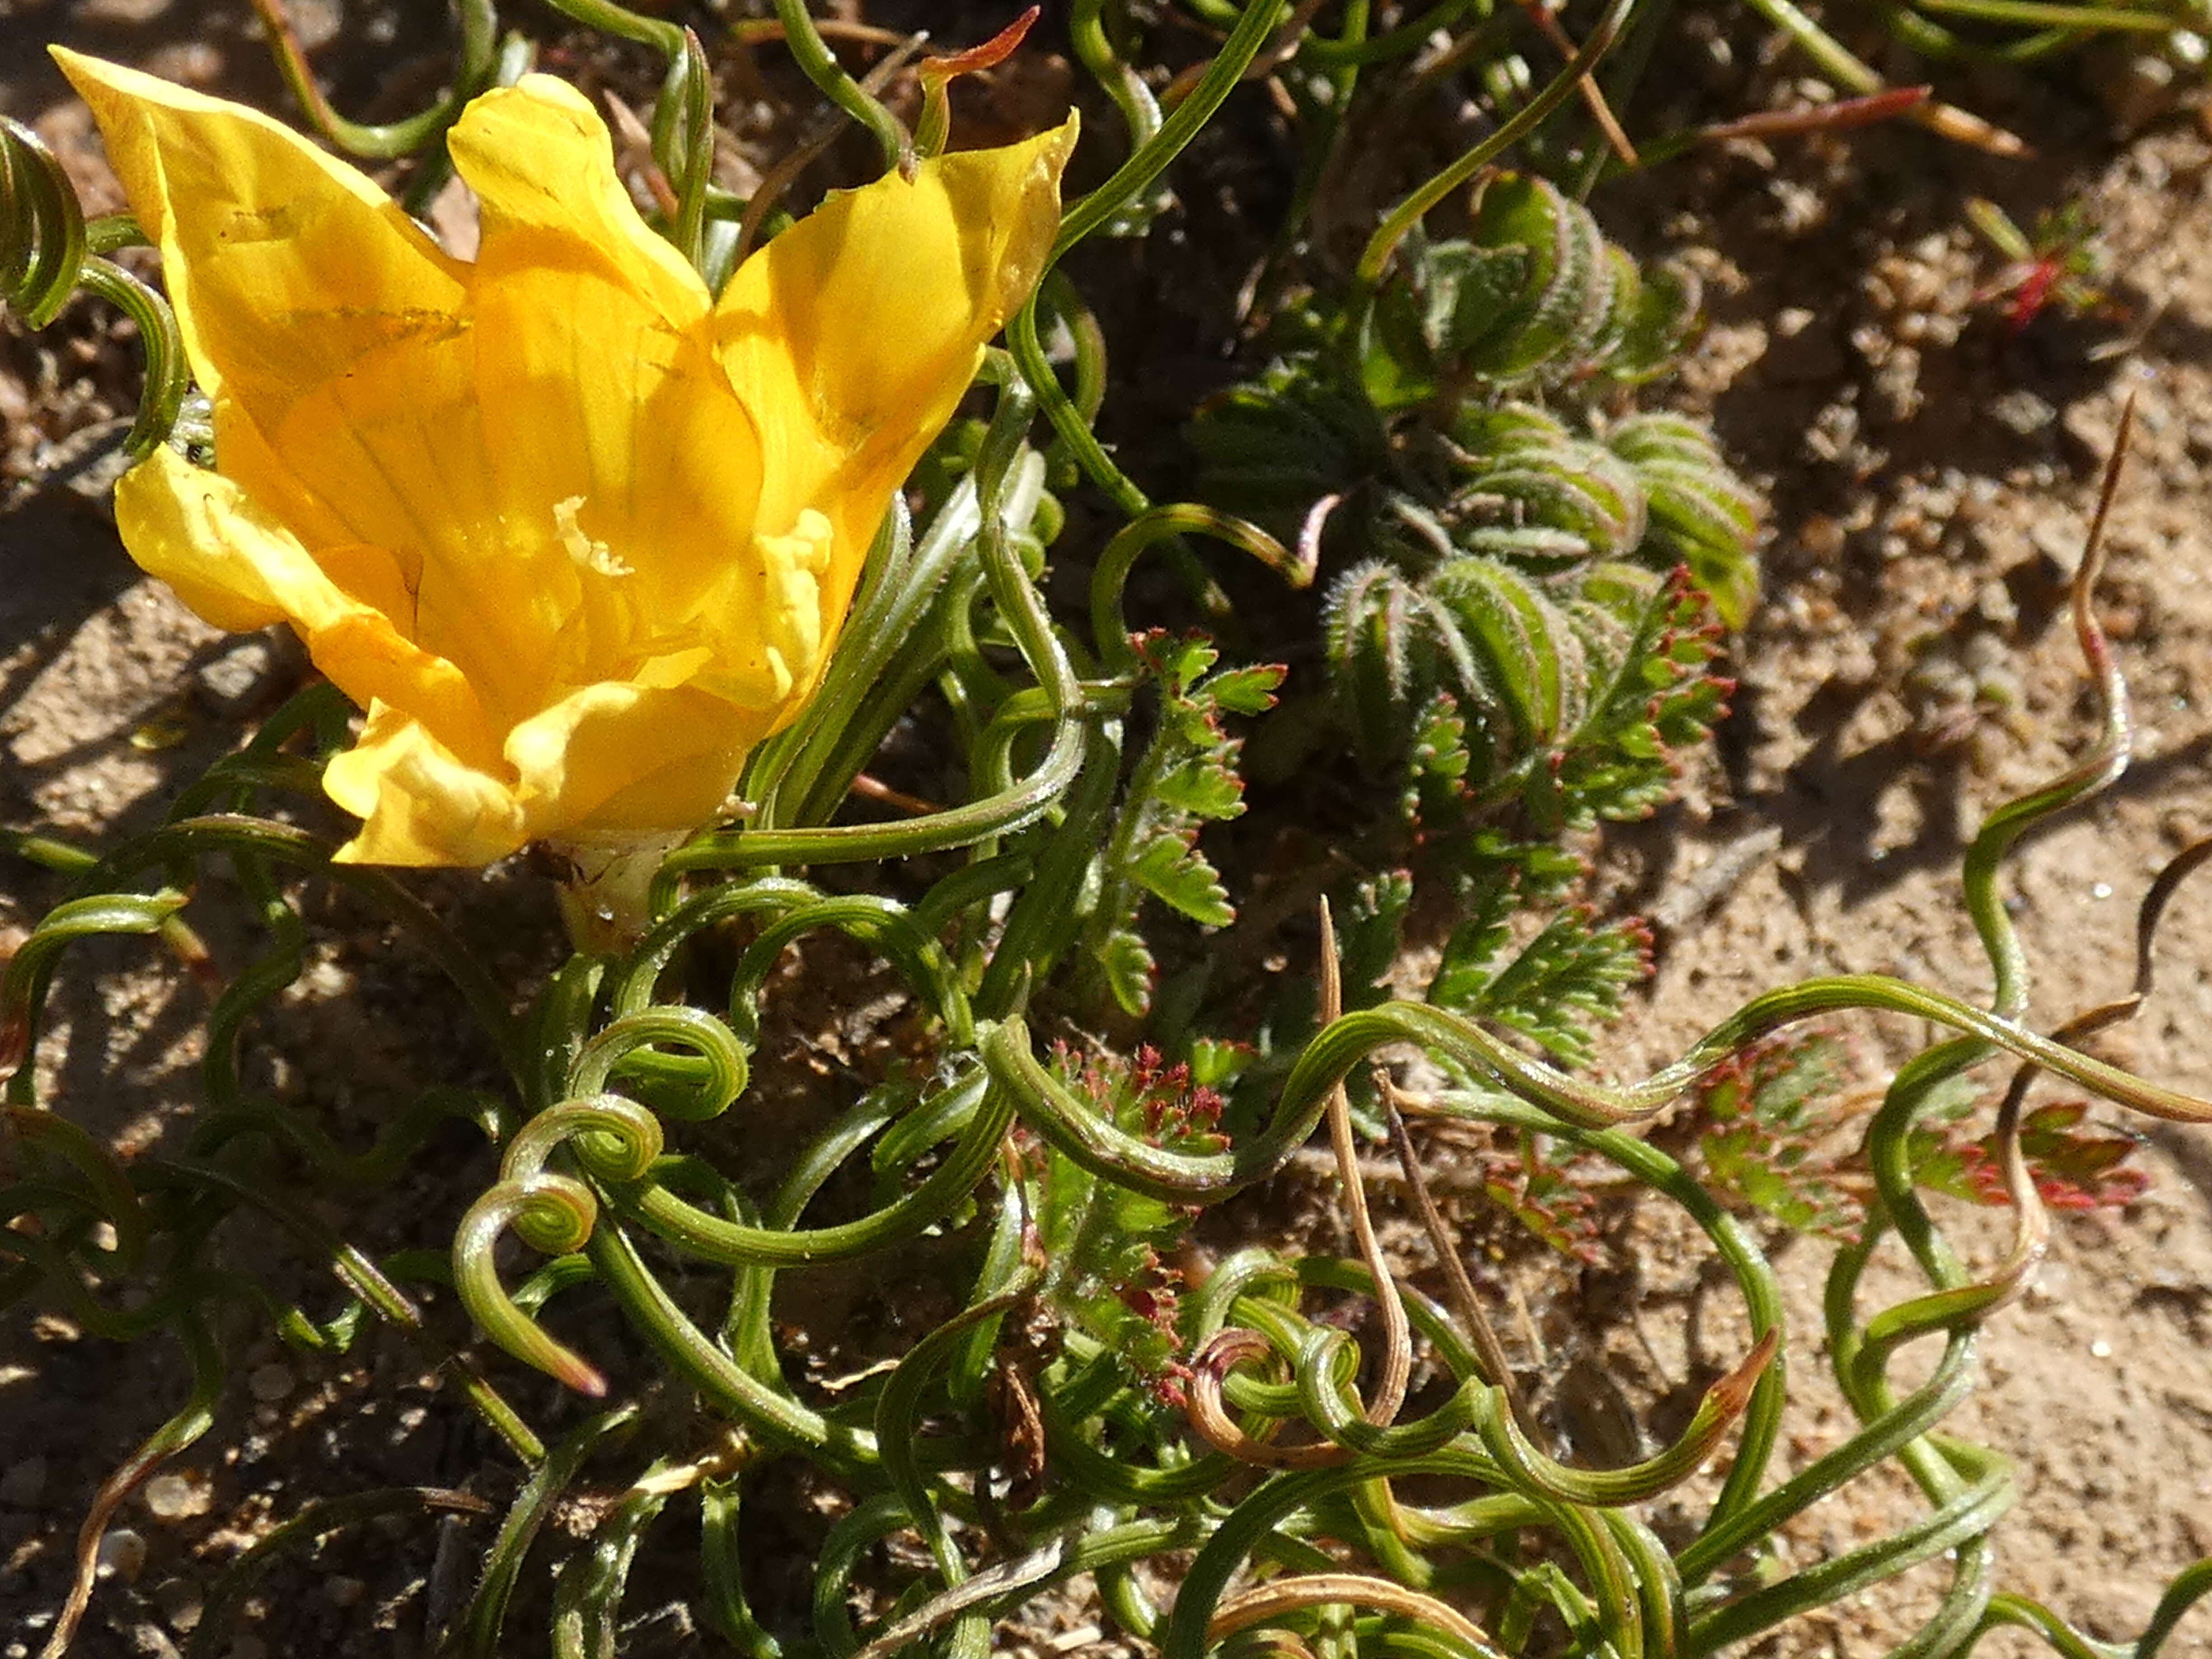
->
[1966,195,2119,332]
[1915,1093,2152,1209]
[1080,634,1286,1018]
[1686,1031,2151,1239]
[1027,1045,1225,1385]
[1689,1031,1866,1238]
[1192,170,1754,1077]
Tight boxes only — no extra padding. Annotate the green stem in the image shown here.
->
[772,0,908,170]
[1,115,87,328]
[1054,0,1280,258]
[874,1283,1036,1594]
[1070,0,1164,164]
[1685,1444,2012,1650]
[75,256,187,455]
[586,1213,878,1467]
[454,1406,640,1659]
[1007,0,1281,513]
[1913,0,2180,27]
[985,969,2212,1204]
[1353,0,1632,292]
[42,1308,225,1659]
[1089,503,1304,672]
[251,0,497,159]
[608,1069,1006,1267]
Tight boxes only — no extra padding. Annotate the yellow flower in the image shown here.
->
[54,50,1075,866]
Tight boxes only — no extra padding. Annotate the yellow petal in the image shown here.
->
[504,681,764,840]
[112,443,314,635]
[671,508,835,716]
[51,49,467,429]
[114,447,500,769]
[325,703,530,867]
[711,117,1077,672]
[202,322,516,666]
[54,48,506,670]
[447,76,709,330]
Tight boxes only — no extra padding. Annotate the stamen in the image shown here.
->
[553,495,634,577]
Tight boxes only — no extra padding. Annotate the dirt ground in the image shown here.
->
[1609,40,2212,1654]
[6,2,2212,1656]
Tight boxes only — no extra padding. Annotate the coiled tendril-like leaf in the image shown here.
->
[1,117,187,458]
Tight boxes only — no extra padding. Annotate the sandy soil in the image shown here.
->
[1598,54,2212,1654]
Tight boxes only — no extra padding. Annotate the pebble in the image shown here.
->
[124,1622,182,1659]
[141,41,223,86]
[143,1472,212,1521]
[280,0,342,49]
[1987,389,2057,437]
[2085,40,2188,134]
[72,0,177,22]
[0,1456,47,1507]
[248,1364,295,1405]
[2029,515,2089,580]
[96,1528,148,1584]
